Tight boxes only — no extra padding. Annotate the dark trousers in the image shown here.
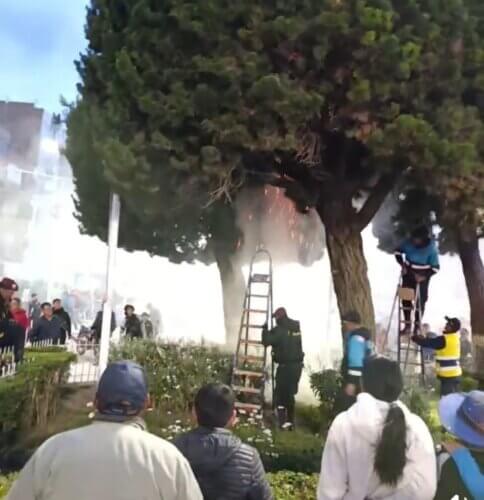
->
[334,376,361,415]
[402,272,430,332]
[440,377,460,397]
[275,363,303,423]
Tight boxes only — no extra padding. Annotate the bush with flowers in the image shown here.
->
[110,339,232,414]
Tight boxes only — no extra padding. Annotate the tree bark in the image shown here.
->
[456,230,484,378]
[214,250,246,350]
[324,224,376,334]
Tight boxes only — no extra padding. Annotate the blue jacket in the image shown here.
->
[31,316,63,342]
[342,328,372,379]
[395,239,440,274]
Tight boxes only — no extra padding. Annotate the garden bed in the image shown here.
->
[0,471,320,499]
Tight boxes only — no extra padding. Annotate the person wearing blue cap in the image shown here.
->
[7,361,203,500]
[435,391,484,499]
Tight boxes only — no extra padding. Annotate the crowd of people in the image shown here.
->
[0,276,160,360]
[6,357,483,499]
[0,277,78,360]
[3,224,484,498]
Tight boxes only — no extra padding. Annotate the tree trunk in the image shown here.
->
[456,231,484,379]
[323,223,376,334]
[214,250,246,350]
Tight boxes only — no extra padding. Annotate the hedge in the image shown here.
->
[110,340,232,416]
[0,472,319,499]
[0,349,75,451]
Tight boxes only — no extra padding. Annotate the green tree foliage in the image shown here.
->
[373,176,484,374]
[67,0,484,332]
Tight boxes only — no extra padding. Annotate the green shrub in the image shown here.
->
[310,369,342,431]
[461,375,479,392]
[401,385,443,442]
[233,424,322,473]
[296,403,325,435]
[0,473,17,498]
[0,349,75,446]
[110,340,232,415]
[267,471,318,499]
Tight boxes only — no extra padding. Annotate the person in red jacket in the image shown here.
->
[7,297,28,361]
[11,298,29,336]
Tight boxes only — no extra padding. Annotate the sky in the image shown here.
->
[0,0,88,112]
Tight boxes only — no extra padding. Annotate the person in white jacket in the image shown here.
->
[318,356,436,500]
[7,360,203,500]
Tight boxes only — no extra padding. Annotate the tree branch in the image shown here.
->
[355,172,398,231]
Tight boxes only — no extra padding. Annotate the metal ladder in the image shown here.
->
[231,249,273,415]
[383,277,426,385]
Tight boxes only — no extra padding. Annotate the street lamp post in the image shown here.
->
[98,193,121,376]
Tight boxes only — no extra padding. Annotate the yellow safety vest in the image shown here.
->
[435,332,462,378]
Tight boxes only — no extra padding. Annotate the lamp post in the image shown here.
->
[98,193,121,376]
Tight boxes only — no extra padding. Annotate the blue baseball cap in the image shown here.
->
[96,361,148,419]
[439,391,484,449]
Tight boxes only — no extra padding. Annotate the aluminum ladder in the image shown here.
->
[383,277,426,385]
[231,249,273,415]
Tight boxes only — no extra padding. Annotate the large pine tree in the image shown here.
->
[67,0,484,333]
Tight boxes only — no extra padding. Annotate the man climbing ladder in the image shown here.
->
[394,226,440,334]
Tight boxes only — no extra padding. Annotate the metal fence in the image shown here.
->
[29,339,55,349]
[0,339,101,384]
[0,346,17,379]
[67,342,100,384]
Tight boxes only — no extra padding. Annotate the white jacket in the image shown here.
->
[7,420,203,500]
[317,393,437,500]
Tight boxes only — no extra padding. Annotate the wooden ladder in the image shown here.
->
[231,249,273,415]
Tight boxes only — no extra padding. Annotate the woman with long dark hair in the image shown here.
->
[317,357,436,499]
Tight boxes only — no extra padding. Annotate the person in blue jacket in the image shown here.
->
[395,226,440,334]
[335,310,373,413]
[436,391,484,499]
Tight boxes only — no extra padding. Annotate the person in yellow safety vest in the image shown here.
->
[412,316,462,396]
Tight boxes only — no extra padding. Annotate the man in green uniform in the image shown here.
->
[262,307,304,429]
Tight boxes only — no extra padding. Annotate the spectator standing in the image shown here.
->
[123,305,142,339]
[10,298,29,339]
[0,280,24,361]
[147,303,163,337]
[53,298,71,345]
[318,357,436,500]
[91,305,116,344]
[174,383,272,500]
[0,278,17,322]
[7,361,203,500]
[334,310,372,414]
[28,293,41,328]
[10,298,29,330]
[30,303,63,344]
[262,307,304,428]
[435,391,484,499]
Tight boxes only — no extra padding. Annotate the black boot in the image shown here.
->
[276,406,287,429]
